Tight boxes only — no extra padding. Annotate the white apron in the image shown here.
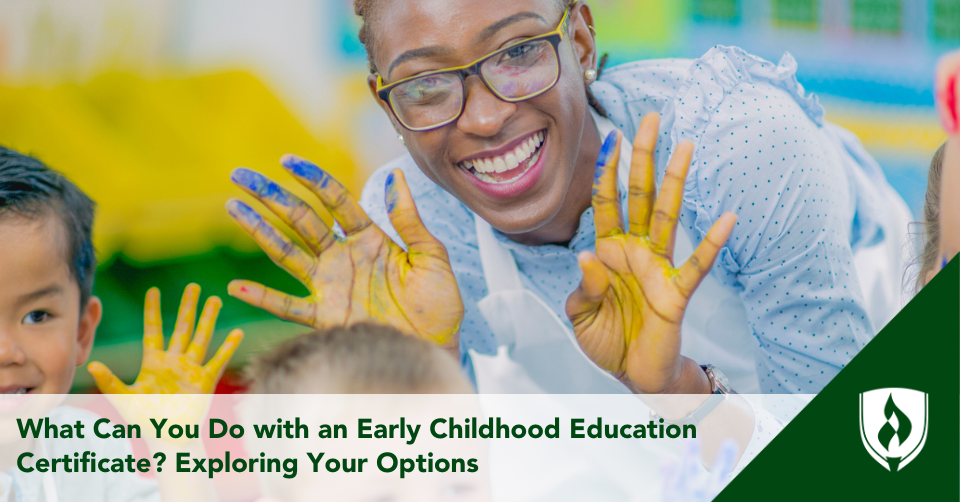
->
[467,113,908,395]
[469,114,762,394]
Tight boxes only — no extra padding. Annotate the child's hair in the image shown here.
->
[912,143,946,293]
[0,146,97,307]
[246,323,470,394]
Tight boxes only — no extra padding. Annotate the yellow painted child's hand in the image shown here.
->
[87,284,243,395]
[225,156,463,348]
[566,114,736,395]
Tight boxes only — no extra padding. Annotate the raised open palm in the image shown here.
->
[566,114,737,394]
[86,285,242,450]
[226,155,463,347]
[87,284,242,395]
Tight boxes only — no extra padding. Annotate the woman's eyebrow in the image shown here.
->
[386,11,546,79]
[473,11,545,45]
[388,46,453,78]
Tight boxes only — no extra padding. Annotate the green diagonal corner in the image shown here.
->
[715,256,959,501]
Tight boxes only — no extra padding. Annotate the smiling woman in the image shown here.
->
[350,0,911,395]
[226,0,911,404]
[359,0,603,244]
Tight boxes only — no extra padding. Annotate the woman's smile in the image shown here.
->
[366,0,601,242]
[457,129,547,198]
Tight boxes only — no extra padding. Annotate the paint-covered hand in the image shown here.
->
[87,285,242,449]
[87,284,243,395]
[566,114,737,394]
[226,156,463,348]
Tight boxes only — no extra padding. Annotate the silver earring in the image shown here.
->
[398,133,405,146]
[584,68,597,81]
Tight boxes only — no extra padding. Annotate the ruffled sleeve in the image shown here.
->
[661,46,827,260]
[657,46,874,392]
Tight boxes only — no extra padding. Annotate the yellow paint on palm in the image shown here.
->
[377,271,458,347]
[571,114,737,393]
[226,162,464,350]
[87,284,243,444]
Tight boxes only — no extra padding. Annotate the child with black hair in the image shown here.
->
[0,146,242,501]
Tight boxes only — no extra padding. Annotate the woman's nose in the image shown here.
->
[456,75,516,137]
[0,331,27,366]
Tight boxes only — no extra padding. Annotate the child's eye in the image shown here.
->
[22,310,52,325]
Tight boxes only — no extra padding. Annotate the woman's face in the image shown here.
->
[367,0,600,240]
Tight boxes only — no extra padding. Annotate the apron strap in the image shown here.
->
[475,216,524,294]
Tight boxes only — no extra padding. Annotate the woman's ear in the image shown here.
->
[570,2,598,79]
[76,296,102,366]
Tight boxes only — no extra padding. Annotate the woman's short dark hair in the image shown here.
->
[0,146,97,307]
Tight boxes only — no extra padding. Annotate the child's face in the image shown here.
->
[942,137,960,265]
[0,215,101,395]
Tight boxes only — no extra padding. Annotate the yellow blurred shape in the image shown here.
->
[591,0,681,48]
[828,112,948,157]
[0,71,360,263]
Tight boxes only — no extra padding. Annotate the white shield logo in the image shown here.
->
[859,388,928,472]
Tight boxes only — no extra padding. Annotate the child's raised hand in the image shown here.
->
[566,114,736,394]
[87,284,243,395]
[225,155,463,348]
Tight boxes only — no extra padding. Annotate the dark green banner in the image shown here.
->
[716,257,959,500]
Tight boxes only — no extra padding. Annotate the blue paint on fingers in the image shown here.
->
[225,199,261,225]
[282,154,331,188]
[594,130,619,183]
[230,168,265,192]
[385,171,398,213]
[593,130,619,195]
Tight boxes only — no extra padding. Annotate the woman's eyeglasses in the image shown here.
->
[375,9,570,132]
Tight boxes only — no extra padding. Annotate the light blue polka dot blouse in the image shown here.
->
[360,46,892,394]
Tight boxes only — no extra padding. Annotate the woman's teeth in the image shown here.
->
[460,131,544,183]
[0,388,28,395]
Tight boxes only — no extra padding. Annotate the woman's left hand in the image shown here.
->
[566,113,736,394]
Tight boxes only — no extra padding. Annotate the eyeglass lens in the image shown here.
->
[389,38,559,130]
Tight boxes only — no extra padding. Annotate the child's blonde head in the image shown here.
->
[246,323,471,394]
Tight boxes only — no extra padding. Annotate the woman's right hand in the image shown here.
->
[566,115,736,394]
[226,156,463,348]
